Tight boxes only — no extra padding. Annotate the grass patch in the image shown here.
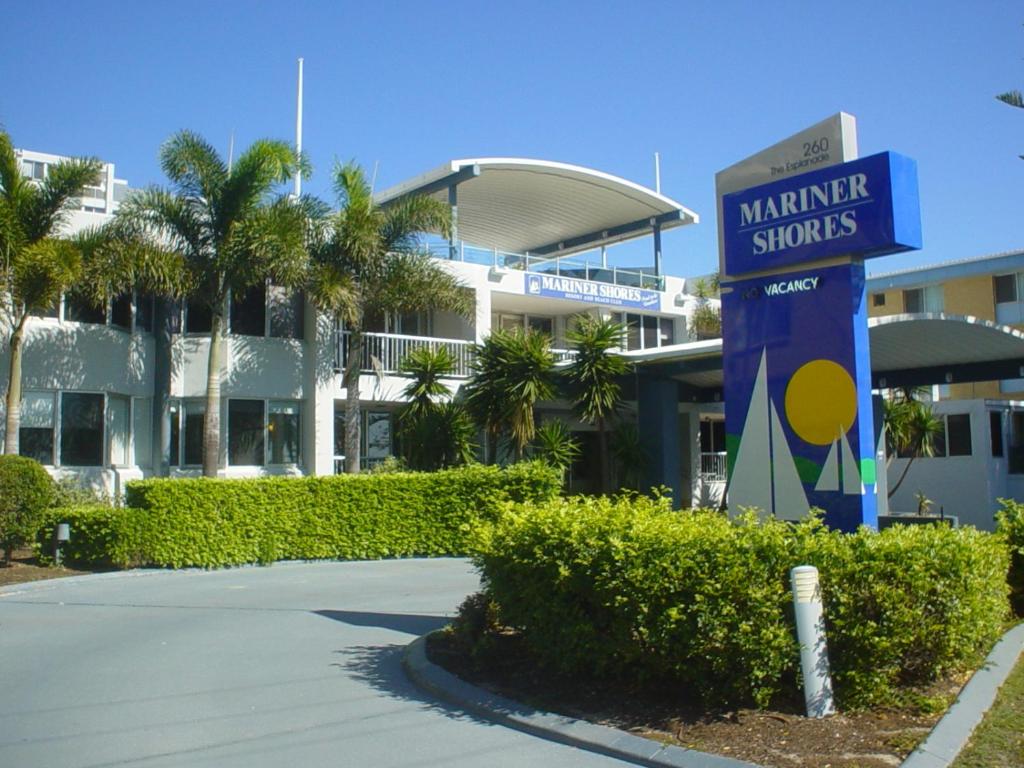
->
[953,639,1024,768]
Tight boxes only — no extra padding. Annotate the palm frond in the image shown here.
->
[308,262,360,323]
[997,90,1024,109]
[381,194,450,251]
[22,157,102,243]
[217,140,298,234]
[12,238,82,312]
[160,130,227,202]
[223,196,309,289]
[0,131,24,202]
[373,252,473,318]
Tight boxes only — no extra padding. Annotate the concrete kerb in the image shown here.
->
[402,633,760,768]
[901,621,1024,768]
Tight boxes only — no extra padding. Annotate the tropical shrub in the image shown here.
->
[0,456,55,563]
[473,496,1009,709]
[996,498,1024,616]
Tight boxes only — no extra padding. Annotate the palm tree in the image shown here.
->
[307,162,471,473]
[115,131,308,476]
[464,327,557,462]
[529,420,580,478]
[563,314,629,492]
[0,132,103,455]
[884,388,944,499]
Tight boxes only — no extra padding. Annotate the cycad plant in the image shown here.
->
[529,420,581,478]
[465,327,557,463]
[564,315,629,492]
[307,162,471,473]
[396,346,475,470]
[115,131,308,476]
[884,388,944,499]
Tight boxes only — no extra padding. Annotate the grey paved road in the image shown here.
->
[0,559,627,768]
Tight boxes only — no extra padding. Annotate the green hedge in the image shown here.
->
[41,462,559,569]
[37,505,135,567]
[997,498,1024,616]
[473,495,1010,709]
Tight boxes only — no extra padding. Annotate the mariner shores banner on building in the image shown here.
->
[720,149,921,532]
[526,273,660,310]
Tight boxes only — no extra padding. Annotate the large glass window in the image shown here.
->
[65,293,106,324]
[269,286,304,339]
[228,399,265,466]
[268,401,301,464]
[110,292,132,331]
[19,391,55,465]
[170,400,205,467]
[231,284,267,336]
[945,414,972,457]
[107,395,130,466]
[185,300,212,333]
[60,392,104,466]
[333,406,392,471]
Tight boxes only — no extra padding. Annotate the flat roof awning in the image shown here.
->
[625,314,1024,395]
[374,158,699,257]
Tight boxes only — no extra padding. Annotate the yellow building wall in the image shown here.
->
[867,289,903,318]
[943,276,996,321]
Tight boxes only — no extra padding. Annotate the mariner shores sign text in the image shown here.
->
[527,273,660,309]
[721,151,921,277]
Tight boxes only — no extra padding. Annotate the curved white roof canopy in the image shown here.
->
[625,314,1024,392]
[374,158,699,257]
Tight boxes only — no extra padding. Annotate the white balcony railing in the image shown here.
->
[336,331,578,379]
[337,331,476,377]
[700,452,728,482]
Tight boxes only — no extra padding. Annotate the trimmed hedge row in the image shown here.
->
[997,498,1024,616]
[473,495,1010,709]
[39,462,560,569]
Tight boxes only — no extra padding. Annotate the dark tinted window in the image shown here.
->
[60,392,104,466]
[184,403,205,466]
[228,399,264,465]
[871,293,886,307]
[995,274,1017,304]
[185,300,212,333]
[991,411,1004,457]
[66,294,105,324]
[902,289,922,314]
[946,414,972,457]
[111,292,132,330]
[231,284,266,336]
[136,292,154,333]
[20,428,54,464]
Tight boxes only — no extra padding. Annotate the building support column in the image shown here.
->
[151,299,174,476]
[448,184,458,261]
[637,375,682,508]
[653,222,662,277]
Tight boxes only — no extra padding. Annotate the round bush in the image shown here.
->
[0,455,55,563]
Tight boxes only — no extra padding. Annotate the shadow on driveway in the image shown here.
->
[313,609,449,636]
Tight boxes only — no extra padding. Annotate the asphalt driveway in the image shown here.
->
[0,558,627,767]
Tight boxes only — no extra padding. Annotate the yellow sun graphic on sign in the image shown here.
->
[784,359,857,446]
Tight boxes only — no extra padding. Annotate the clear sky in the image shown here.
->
[1,0,1021,279]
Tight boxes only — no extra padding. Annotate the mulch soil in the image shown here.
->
[0,548,102,588]
[427,630,963,768]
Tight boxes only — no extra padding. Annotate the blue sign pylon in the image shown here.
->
[719,152,921,531]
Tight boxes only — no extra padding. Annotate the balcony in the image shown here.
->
[425,242,665,292]
[336,331,577,378]
[700,451,728,483]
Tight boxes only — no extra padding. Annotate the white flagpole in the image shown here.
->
[294,57,304,198]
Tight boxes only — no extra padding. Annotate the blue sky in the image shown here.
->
[1,0,1021,278]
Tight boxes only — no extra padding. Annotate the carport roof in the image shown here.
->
[626,313,1024,394]
[373,158,699,257]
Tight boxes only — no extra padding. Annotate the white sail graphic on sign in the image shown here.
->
[729,349,810,518]
[814,429,864,496]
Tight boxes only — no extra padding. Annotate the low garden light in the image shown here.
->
[790,565,835,718]
[54,523,71,566]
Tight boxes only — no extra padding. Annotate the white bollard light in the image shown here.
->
[790,565,835,718]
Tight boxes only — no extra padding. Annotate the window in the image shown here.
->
[527,316,554,337]
[169,400,205,467]
[19,392,55,465]
[21,160,46,180]
[902,285,943,314]
[945,413,972,456]
[107,395,130,466]
[269,286,304,339]
[227,399,301,466]
[185,299,212,333]
[333,406,391,470]
[111,292,132,331]
[615,313,673,351]
[994,273,1024,324]
[136,293,154,333]
[991,411,1004,457]
[699,420,726,453]
[230,284,304,339]
[65,293,106,324]
[231,284,266,336]
[60,392,104,466]
[268,401,301,464]
[872,293,886,307]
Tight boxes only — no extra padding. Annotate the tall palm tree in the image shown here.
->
[464,327,557,462]
[563,314,629,492]
[116,131,308,477]
[0,132,103,455]
[307,162,471,473]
